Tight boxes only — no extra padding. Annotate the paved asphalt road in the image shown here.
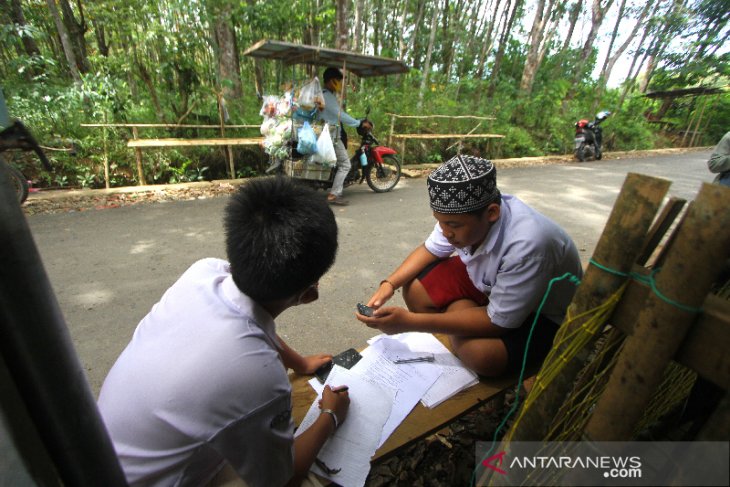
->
[26,149,715,395]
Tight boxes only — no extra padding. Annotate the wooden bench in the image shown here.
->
[289,333,522,463]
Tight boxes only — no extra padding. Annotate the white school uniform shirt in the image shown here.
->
[98,258,294,487]
[424,194,583,328]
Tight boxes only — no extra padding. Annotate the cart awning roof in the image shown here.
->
[243,39,409,77]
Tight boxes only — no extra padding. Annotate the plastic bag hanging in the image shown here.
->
[296,121,318,155]
[298,77,325,111]
[314,123,337,164]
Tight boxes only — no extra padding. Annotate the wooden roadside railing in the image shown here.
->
[385,114,504,162]
[81,123,262,186]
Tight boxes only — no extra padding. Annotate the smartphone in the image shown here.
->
[315,348,363,384]
[356,302,374,317]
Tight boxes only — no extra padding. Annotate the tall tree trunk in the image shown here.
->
[591,0,655,112]
[616,16,654,111]
[46,0,82,86]
[418,3,439,110]
[562,0,615,106]
[404,0,426,64]
[355,0,364,51]
[137,63,165,122]
[336,0,348,50]
[639,0,685,93]
[475,0,501,79]
[444,0,467,78]
[486,0,521,99]
[440,0,451,75]
[9,0,41,57]
[209,2,243,100]
[58,0,89,72]
[597,0,628,78]
[561,0,581,51]
[519,0,560,94]
[92,19,109,57]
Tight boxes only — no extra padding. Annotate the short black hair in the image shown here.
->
[224,177,338,302]
[323,67,344,83]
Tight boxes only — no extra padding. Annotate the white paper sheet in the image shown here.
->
[353,342,442,446]
[296,365,393,487]
[368,332,479,408]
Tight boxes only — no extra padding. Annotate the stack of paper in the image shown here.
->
[300,332,479,485]
[368,332,479,408]
[297,366,394,487]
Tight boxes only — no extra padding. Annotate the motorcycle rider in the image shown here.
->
[316,67,363,206]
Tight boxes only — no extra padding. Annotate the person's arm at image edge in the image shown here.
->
[708,133,730,174]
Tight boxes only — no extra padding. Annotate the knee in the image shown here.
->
[402,279,437,313]
[449,336,508,377]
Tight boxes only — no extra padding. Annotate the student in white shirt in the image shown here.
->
[356,155,583,377]
[98,176,350,487]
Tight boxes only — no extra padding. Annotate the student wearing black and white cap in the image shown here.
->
[355,155,583,377]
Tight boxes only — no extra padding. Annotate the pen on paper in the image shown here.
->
[393,355,435,364]
[331,386,349,393]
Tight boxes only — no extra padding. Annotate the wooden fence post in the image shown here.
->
[584,183,730,440]
[506,173,671,442]
[388,114,395,147]
[131,127,147,186]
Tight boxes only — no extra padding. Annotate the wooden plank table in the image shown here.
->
[289,334,520,463]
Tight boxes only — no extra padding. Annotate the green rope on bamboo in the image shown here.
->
[588,258,703,314]
[472,272,586,487]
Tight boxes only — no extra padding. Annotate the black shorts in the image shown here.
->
[501,314,560,374]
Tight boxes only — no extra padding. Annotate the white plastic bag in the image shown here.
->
[313,123,337,164]
[298,77,324,110]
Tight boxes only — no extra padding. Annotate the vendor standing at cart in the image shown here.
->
[316,67,362,206]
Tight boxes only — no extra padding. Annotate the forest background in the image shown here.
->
[1,0,728,189]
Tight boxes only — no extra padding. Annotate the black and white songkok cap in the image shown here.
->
[427,155,500,214]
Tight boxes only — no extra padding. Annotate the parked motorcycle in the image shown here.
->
[574,111,611,162]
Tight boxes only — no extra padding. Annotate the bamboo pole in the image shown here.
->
[506,173,671,442]
[131,127,146,186]
[384,113,496,120]
[584,183,730,440]
[688,97,708,148]
[681,100,699,147]
[388,113,395,147]
[102,112,110,189]
[81,124,259,128]
[217,93,235,179]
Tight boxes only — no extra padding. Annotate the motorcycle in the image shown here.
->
[574,110,611,162]
[280,109,402,193]
[0,121,53,203]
